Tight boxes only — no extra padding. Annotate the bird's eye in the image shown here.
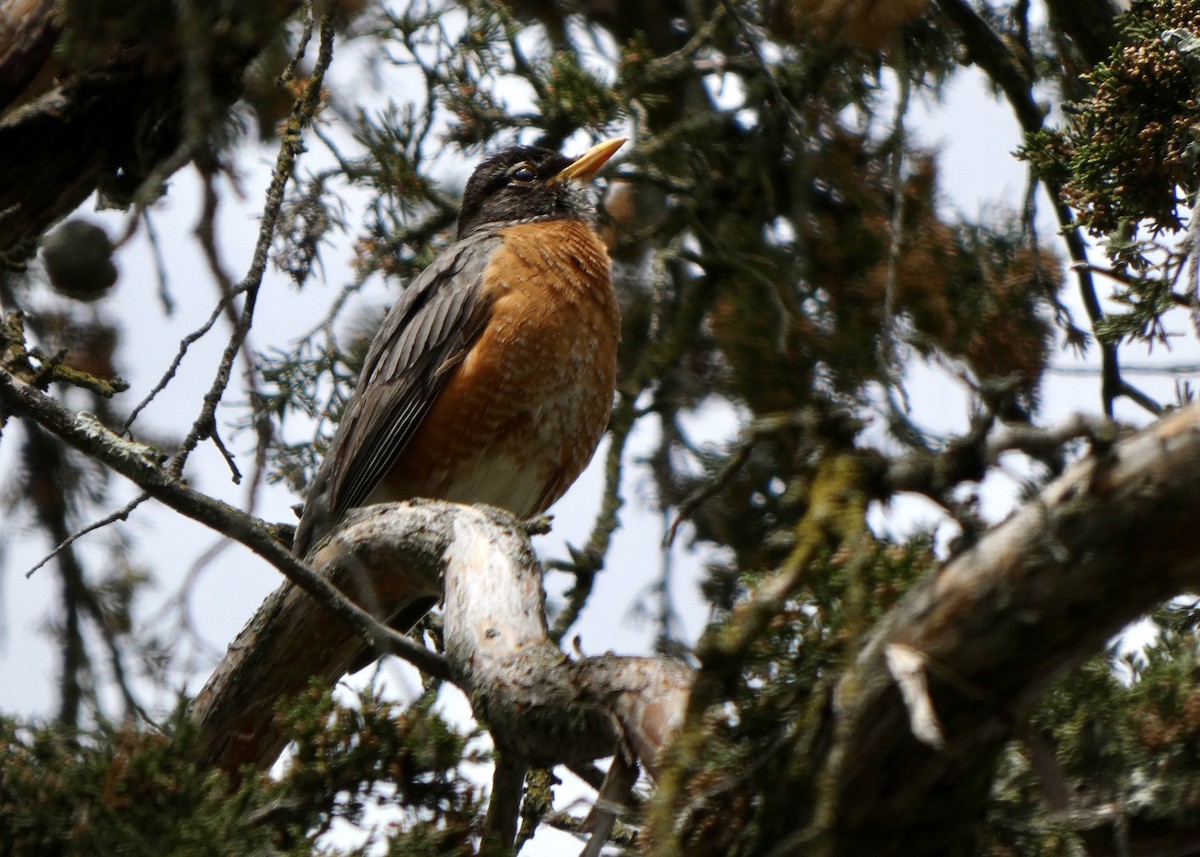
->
[510,164,537,184]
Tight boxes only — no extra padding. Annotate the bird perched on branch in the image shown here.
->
[294,138,626,629]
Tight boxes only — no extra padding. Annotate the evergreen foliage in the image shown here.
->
[0,687,480,856]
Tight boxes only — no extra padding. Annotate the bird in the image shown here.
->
[292,137,626,633]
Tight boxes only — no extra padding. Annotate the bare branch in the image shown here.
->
[122,286,247,433]
[881,412,1121,501]
[140,210,176,314]
[933,0,1144,417]
[442,506,692,779]
[667,409,834,545]
[192,501,453,773]
[191,499,692,788]
[482,754,527,857]
[0,368,442,700]
[580,752,641,857]
[648,401,1200,855]
[169,18,335,476]
[24,491,150,579]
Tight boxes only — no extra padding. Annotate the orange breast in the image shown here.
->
[369,218,621,517]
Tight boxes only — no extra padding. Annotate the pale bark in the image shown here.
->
[192,500,693,786]
[191,502,448,773]
[441,508,692,777]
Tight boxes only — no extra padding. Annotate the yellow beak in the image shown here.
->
[551,137,628,184]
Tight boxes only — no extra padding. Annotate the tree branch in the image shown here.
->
[439,506,692,780]
[0,363,439,696]
[481,753,527,856]
[934,0,1141,417]
[191,497,691,854]
[1041,0,1124,67]
[184,494,691,788]
[0,0,56,104]
[190,500,455,772]
[880,412,1121,502]
[813,400,1200,854]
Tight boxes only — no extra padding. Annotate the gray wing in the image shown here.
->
[293,230,500,555]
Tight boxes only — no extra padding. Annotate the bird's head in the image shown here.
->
[457,138,626,238]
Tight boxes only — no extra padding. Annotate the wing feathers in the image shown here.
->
[294,230,502,553]
[332,233,499,515]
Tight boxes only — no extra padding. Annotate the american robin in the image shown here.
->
[293,139,626,610]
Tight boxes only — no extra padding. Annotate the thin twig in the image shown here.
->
[141,209,175,314]
[878,63,911,383]
[882,413,1121,501]
[207,420,243,484]
[1119,380,1165,416]
[122,284,249,433]
[719,0,804,135]
[667,410,821,546]
[76,575,156,726]
[169,18,335,478]
[934,0,1146,417]
[279,1,316,84]
[1049,361,1200,375]
[25,491,151,578]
